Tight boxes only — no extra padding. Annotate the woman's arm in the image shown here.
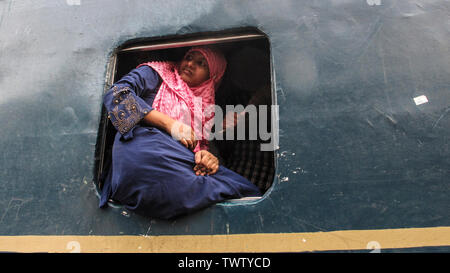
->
[142,110,198,151]
[104,66,160,139]
[105,66,198,150]
[141,109,173,133]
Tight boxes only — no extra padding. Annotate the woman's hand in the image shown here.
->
[170,120,198,151]
[142,110,198,150]
[194,150,219,176]
[222,111,238,131]
[217,111,245,134]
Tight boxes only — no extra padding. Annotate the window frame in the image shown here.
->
[94,28,278,204]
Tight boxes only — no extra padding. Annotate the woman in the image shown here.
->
[99,46,261,219]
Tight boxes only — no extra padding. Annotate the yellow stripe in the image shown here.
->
[1,226,449,253]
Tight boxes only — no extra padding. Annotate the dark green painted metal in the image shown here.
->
[0,0,448,244]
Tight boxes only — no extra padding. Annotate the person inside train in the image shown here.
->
[213,46,275,194]
[99,46,261,219]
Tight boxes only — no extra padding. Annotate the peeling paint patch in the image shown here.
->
[413,95,428,106]
[292,167,308,175]
[66,0,81,5]
[367,0,381,6]
[280,177,289,182]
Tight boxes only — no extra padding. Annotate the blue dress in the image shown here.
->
[99,66,261,219]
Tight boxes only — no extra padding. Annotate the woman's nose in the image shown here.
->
[187,60,196,68]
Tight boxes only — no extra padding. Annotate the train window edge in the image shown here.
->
[93,52,117,192]
[93,27,277,210]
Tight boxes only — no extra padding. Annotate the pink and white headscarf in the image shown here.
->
[138,46,227,152]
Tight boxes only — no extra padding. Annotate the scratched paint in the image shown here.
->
[0,0,448,242]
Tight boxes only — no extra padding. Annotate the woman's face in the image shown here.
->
[179,51,210,87]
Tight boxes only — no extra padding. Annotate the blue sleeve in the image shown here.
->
[104,65,160,140]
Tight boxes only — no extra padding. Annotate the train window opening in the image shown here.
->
[94,28,276,206]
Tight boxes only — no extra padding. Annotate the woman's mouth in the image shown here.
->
[182,67,193,76]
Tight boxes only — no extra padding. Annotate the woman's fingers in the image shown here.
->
[194,160,205,176]
[180,138,189,149]
[194,151,203,175]
[205,159,216,170]
[200,153,211,166]
[185,129,197,150]
[181,135,196,151]
[201,155,217,168]
[195,151,202,164]
[171,121,198,150]
[201,157,218,175]
[190,131,198,150]
[185,139,193,150]
[194,164,206,171]
[194,163,217,176]
[185,134,197,151]
[206,162,219,175]
[194,165,206,176]
[193,150,219,176]
[222,112,238,130]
